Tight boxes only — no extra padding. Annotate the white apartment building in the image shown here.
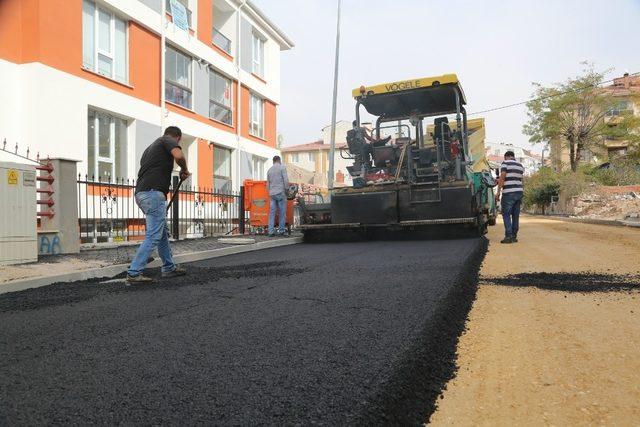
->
[282,121,355,188]
[0,0,293,192]
[485,142,542,176]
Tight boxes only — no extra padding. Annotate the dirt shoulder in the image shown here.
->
[429,216,640,426]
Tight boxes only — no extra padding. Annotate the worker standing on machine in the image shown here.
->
[266,155,290,237]
[495,150,524,244]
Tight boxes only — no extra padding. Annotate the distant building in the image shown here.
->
[549,72,639,170]
[485,142,542,176]
[602,72,640,158]
[281,120,353,189]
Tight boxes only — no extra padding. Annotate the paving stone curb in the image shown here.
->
[0,237,302,295]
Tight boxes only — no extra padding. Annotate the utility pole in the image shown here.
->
[327,0,341,191]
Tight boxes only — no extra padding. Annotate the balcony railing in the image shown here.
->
[213,28,232,55]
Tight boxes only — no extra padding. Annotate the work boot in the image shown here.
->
[162,266,187,278]
[126,274,154,284]
[500,236,514,244]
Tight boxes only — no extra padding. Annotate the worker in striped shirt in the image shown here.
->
[495,150,524,244]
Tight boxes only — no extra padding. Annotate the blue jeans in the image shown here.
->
[501,192,523,238]
[127,190,176,276]
[268,193,287,235]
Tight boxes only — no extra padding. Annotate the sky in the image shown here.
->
[252,0,640,153]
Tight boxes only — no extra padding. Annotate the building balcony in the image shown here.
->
[604,138,629,149]
[213,28,232,55]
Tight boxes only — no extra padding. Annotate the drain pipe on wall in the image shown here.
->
[160,0,166,131]
[235,0,247,191]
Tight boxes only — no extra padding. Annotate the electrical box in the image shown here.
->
[0,161,37,265]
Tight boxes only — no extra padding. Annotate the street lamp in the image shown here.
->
[327,0,342,192]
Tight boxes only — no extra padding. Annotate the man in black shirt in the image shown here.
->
[127,126,190,283]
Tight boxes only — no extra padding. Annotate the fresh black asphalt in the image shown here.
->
[0,238,486,425]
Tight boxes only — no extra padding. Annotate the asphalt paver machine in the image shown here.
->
[299,74,497,241]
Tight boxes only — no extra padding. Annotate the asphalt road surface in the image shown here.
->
[0,238,486,425]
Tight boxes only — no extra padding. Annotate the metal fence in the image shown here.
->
[77,175,245,244]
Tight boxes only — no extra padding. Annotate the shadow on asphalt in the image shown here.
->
[482,272,640,293]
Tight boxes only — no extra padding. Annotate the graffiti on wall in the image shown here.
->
[39,234,62,255]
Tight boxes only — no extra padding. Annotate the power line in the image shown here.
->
[468,72,639,116]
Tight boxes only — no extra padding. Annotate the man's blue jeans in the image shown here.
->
[501,192,523,238]
[268,192,287,235]
[127,190,176,277]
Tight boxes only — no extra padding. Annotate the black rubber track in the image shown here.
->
[0,238,487,425]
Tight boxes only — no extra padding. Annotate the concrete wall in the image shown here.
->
[39,159,80,255]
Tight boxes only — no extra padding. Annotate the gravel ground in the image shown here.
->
[0,238,486,425]
[430,216,640,426]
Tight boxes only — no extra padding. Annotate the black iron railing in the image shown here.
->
[77,175,245,244]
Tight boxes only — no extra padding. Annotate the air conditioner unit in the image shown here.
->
[0,161,37,265]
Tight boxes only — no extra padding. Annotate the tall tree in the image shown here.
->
[523,64,639,172]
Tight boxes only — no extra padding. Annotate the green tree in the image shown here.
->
[523,64,640,172]
[523,167,560,214]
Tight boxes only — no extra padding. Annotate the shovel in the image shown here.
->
[166,177,186,213]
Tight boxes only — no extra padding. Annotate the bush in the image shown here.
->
[586,160,640,186]
[523,167,560,213]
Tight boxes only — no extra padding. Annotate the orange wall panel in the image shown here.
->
[0,0,24,62]
[0,0,160,105]
[197,138,214,190]
[128,23,161,105]
[197,0,212,46]
[38,0,82,72]
[265,101,277,148]
[240,85,250,138]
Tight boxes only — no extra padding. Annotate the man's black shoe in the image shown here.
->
[500,236,514,244]
[126,274,154,284]
[513,235,518,242]
[162,266,187,278]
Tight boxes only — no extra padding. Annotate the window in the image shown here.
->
[82,0,128,83]
[213,146,232,193]
[166,0,192,28]
[251,32,265,77]
[87,110,127,180]
[252,156,266,180]
[166,46,192,109]
[209,70,232,125]
[308,152,315,162]
[249,93,264,138]
[609,147,627,158]
[290,153,299,163]
[606,100,633,117]
[213,28,232,55]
